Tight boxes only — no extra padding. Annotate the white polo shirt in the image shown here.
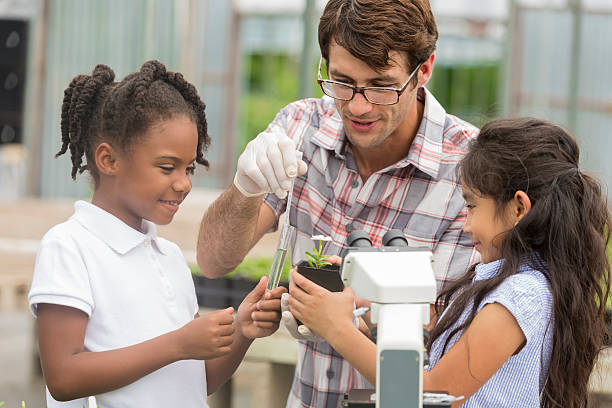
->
[29,200,208,408]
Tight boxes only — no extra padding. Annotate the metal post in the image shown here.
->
[25,0,50,197]
[500,0,518,117]
[568,0,583,134]
[299,0,317,99]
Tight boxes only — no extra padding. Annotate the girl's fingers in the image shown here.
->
[252,321,278,329]
[252,310,281,322]
[257,299,281,311]
[322,255,342,265]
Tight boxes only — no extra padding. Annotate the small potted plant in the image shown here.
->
[296,235,344,292]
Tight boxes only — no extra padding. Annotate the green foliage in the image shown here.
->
[428,62,500,128]
[190,256,292,283]
[239,52,322,155]
[305,240,332,269]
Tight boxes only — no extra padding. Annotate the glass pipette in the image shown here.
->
[267,152,302,290]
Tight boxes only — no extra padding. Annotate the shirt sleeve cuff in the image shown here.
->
[29,294,93,318]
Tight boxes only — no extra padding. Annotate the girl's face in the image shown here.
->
[461,184,515,264]
[110,115,198,231]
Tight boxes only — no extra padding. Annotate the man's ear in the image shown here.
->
[95,142,120,176]
[512,190,532,222]
[418,53,436,87]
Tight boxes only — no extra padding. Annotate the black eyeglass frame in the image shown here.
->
[316,56,423,106]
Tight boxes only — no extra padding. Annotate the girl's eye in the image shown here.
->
[160,166,173,172]
[187,166,196,175]
[466,204,475,210]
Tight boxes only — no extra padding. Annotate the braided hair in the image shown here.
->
[57,60,210,183]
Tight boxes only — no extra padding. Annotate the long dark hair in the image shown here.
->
[427,118,611,407]
[57,60,210,183]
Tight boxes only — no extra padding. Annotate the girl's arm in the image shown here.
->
[38,303,235,401]
[289,269,526,405]
[205,277,287,394]
[423,302,525,406]
[288,269,378,384]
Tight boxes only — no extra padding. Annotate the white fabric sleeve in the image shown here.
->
[480,273,551,343]
[29,229,94,317]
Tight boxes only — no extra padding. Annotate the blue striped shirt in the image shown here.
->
[427,258,553,407]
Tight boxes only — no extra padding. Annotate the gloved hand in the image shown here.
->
[234,130,308,199]
[280,293,360,342]
[281,293,323,342]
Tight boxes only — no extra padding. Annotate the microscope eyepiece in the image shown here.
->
[347,230,373,248]
[382,229,408,247]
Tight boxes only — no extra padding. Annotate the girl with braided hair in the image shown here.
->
[28,60,286,407]
[289,118,611,407]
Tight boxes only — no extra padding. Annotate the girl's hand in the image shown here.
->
[178,307,235,360]
[288,268,356,341]
[237,276,287,339]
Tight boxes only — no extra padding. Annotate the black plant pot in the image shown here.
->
[295,261,343,326]
[295,260,344,292]
[192,275,258,310]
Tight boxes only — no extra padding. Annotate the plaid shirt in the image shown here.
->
[264,88,479,408]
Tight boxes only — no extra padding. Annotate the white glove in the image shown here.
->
[280,293,359,342]
[234,130,308,199]
[281,293,324,342]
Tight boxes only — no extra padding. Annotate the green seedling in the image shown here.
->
[306,235,333,269]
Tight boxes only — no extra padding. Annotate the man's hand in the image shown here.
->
[234,130,307,199]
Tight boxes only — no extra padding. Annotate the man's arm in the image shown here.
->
[197,185,277,278]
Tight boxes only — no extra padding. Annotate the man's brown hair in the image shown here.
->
[318,0,438,74]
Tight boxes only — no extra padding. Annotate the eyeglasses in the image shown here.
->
[317,56,423,106]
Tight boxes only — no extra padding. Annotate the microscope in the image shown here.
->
[340,229,461,408]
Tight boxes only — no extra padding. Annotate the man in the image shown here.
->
[197,0,478,406]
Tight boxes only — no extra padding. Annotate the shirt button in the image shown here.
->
[326,369,334,379]
[350,179,360,188]
[144,239,150,248]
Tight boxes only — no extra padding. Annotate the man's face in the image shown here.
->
[326,42,420,151]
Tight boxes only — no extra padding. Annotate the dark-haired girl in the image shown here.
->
[288,117,611,407]
[28,61,286,407]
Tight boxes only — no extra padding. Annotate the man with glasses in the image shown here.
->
[197,0,478,406]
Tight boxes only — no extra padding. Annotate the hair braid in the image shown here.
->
[165,70,210,167]
[58,60,210,184]
[57,66,115,179]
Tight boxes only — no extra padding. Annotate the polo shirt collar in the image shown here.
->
[71,200,167,255]
[309,89,446,178]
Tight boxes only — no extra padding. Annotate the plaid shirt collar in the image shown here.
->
[309,87,446,179]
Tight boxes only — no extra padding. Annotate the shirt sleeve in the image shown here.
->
[480,273,552,343]
[28,229,94,317]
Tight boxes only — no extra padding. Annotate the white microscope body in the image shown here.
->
[341,238,437,408]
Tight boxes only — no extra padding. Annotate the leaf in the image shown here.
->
[319,261,333,267]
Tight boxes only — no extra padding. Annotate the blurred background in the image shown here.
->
[0,0,611,407]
